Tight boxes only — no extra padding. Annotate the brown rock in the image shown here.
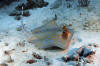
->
[0,63,7,66]
[26,59,36,64]
[22,51,27,53]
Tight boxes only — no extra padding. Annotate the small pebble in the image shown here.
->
[16,27,22,31]
[32,53,42,59]
[22,51,27,53]
[44,56,48,61]
[47,62,51,66]
[18,42,25,47]
[5,43,8,46]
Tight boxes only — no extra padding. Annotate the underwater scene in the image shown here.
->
[0,0,100,66]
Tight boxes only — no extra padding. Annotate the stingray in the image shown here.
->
[31,19,74,49]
